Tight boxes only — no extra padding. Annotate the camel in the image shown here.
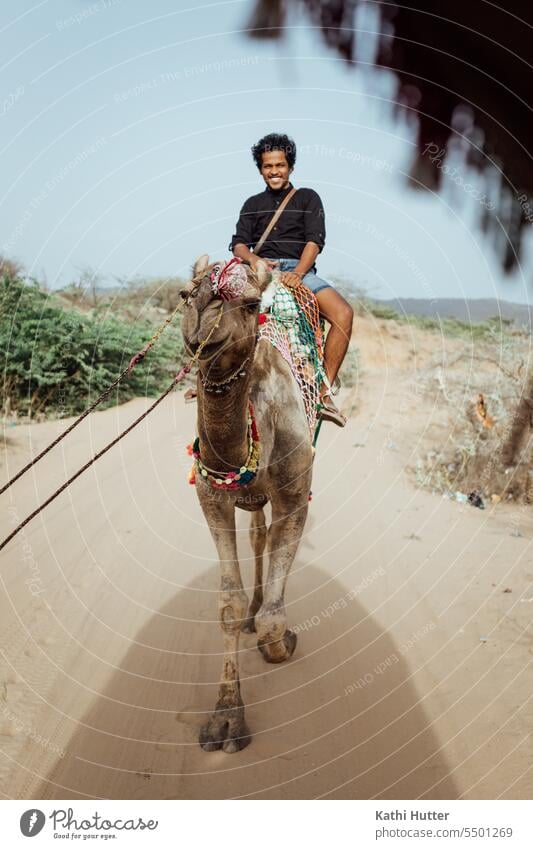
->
[181,254,314,752]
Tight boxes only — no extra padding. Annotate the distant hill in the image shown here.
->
[369,297,532,329]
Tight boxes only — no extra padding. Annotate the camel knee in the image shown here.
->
[219,589,248,634]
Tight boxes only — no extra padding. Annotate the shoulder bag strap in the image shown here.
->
[253,187,298,255]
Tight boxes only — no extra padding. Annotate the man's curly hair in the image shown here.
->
[251,133,297,170]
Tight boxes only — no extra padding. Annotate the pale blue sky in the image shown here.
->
[1,0,531,304]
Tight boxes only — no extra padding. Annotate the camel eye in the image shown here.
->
[181,284,198,303]
[243,297,260,313]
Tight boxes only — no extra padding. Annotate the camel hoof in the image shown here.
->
[241,616,256,633]
[199,704,251,753]
[257,629,297,663]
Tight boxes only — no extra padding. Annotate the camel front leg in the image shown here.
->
[242,507,267,633]
[255,499,308,664]
[197,490,251,753]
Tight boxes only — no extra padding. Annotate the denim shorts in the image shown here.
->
[274,258,332,295]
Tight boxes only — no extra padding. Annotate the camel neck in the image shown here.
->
[196,372,252,473]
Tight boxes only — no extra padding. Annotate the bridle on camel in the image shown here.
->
[184,257,256,394]
[0,258,263,554]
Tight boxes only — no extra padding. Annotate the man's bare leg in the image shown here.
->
[315,288,354,426]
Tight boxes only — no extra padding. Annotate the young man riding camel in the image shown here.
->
[230,132,353,426]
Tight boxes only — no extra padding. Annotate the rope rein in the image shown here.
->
[0,380,178,554]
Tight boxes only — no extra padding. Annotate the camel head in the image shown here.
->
[181,255,271,377]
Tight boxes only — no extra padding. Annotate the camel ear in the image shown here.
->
[193,254,209,277]
[255,259,271,291]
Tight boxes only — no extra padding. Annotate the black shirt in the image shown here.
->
[229,182,326,260]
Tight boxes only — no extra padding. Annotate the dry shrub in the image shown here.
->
[0,255,24,280]
[412,320,533,503]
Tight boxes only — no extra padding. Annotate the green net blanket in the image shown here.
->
[258,272,326,438]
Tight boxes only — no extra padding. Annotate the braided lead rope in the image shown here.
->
[0,299,185,497]
[0,303,224,554]
[0,376,180,554]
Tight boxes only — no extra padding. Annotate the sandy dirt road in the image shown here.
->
[1,317,532,799]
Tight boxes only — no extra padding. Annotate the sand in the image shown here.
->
[1,314,532,799]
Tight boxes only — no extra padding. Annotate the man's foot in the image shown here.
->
[319,394,346,427]
[184,388,197,403]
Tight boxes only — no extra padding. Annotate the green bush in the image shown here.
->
[350,295,507,341]
[1,276,183,419]
[367,304,401,321]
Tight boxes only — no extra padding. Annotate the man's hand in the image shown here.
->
[252,255,277,272]
[280,271,302,288]
[233,244,278,272]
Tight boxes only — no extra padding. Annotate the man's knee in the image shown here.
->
[332,299,353,338]
[317,289,354,330]
[340,301,354,333]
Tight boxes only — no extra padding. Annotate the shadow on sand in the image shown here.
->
[37,560,457,800]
